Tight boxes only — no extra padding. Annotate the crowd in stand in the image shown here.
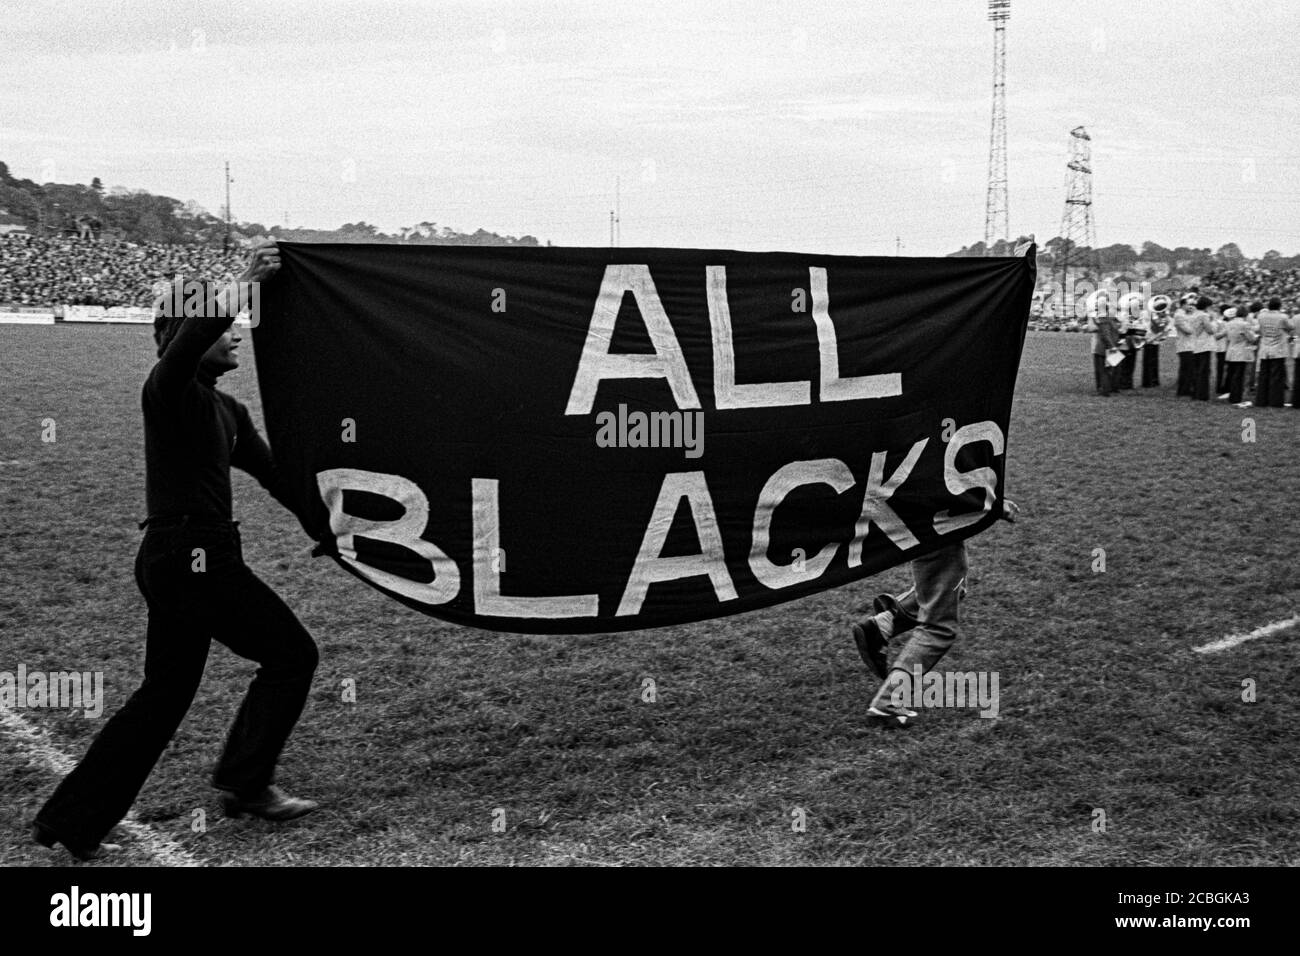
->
[1087,290,1298,408]
[0,234,241,308]
[1201,264,1300,307]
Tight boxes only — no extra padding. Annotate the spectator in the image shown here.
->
[1223,308,1257,406]
[1256,297,1294,407]
[0,234,241,309]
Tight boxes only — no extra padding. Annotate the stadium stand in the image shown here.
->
[0,234,241,309]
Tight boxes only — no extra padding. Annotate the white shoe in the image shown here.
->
[1235,401,1253,408]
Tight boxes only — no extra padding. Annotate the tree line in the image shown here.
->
[0,161,540,248]
[948,236,1300,274]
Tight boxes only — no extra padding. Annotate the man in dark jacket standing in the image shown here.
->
[33,240,321,861]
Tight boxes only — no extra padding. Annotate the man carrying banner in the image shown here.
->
[32,239,322,862]
[849,500,1020,727]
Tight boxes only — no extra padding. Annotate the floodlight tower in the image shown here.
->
[1058,126,1097,315]
[983,0,1011,252]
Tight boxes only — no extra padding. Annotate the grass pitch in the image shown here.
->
[2,326,1298,866]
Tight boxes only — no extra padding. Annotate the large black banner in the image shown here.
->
[253,243,1033,633]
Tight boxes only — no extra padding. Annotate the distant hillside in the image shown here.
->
[0,160,541,248]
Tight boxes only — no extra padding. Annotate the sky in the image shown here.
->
[2,0,1298,256]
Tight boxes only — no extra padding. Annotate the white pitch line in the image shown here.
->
[0,706,202,867]
[1193,614,1300,654]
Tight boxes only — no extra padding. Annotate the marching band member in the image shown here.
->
[1212,304,1230,398]
[1141,295,1171,387]
[1256,297,1295,407]
[1245,301,1263,397]
[1223,307,1257,406]
[1190,295,1215,400]
[1173,295,1197,396]
[1086,290,1120,396]
[1116,292,1142,390]
[1289,299,1299,408]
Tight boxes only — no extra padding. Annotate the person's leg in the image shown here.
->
[1093,353,1104,393]
[1177,352,1191,395]
[871,543,967,711]
[1198,353,1211,399]
[206,564,319,796]
[1216,352,1227,394]
[35,539,211,852]
[1271,359,1287,407]
[1142,345,1159,387]
[1259,359,1278,406]
[1226,362,1244,404]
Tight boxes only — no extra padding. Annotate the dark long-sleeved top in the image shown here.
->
[142,305,299,524]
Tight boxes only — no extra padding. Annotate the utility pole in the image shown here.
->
[223,161,233,252]
[984,0,1011,253]
[609,177,622,248]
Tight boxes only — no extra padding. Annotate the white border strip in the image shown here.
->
[1193,614,1300,654]
[0,706,201,867]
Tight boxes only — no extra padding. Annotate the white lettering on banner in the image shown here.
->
[934,421,1004,534]
[316,468,460,604]
[708,266,811,409]
[567,265,902,415]
[749,459,855,589]
[847,438,929,564]
[808,267,903,401]
[617,471,738,616]
[312,421,1005,620]
[565,264,702,415]
[471,477,599,618]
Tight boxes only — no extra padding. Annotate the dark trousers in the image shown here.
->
[1093,354,1116,395]
[1141,344,1160,387]
[1176,351,1194,396]
[1213,352,1227,394]
[36,521,318,849]
[1258,358,1287,407]
[1225,361,1247,404]
[1193,352,1211,400]
[1118,349,1137,389]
